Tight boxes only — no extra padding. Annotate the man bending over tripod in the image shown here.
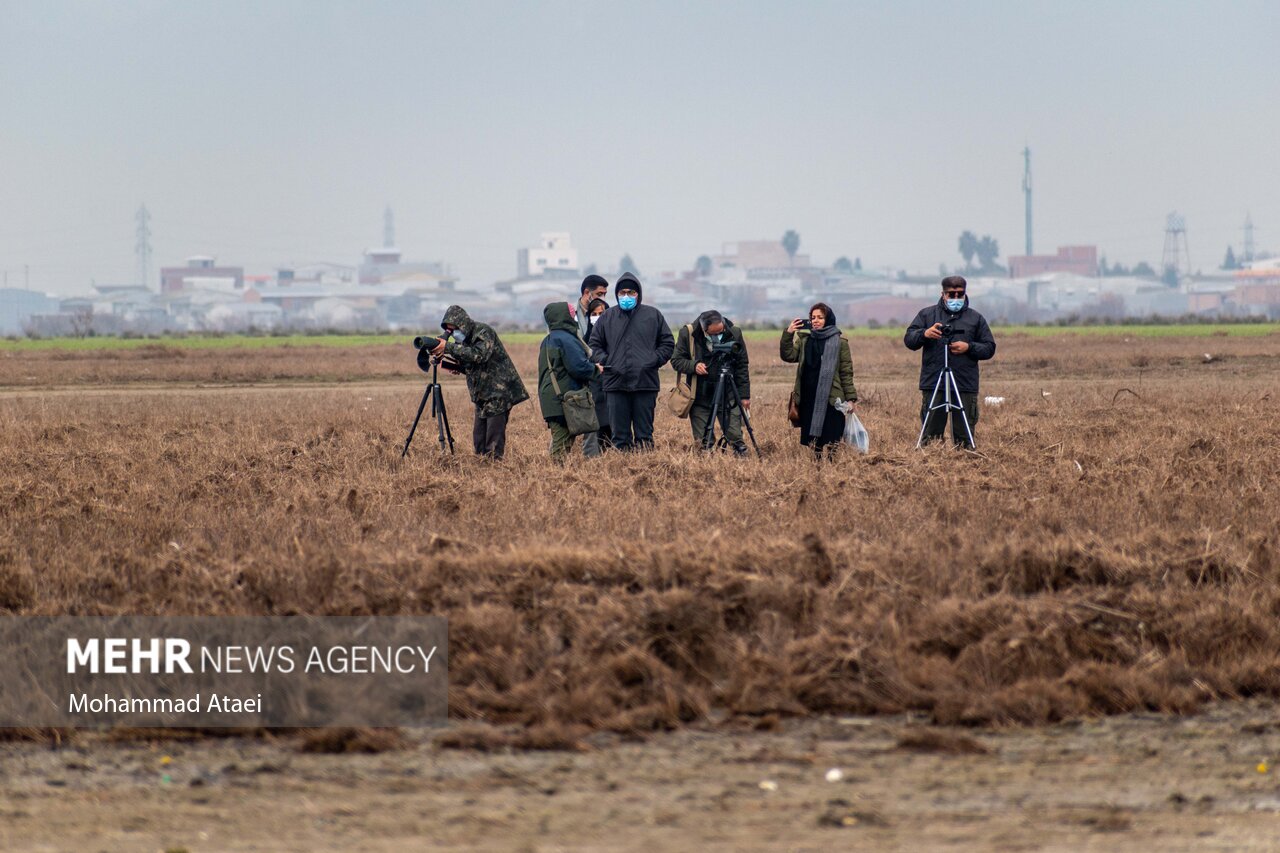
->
[671,310,751,456]
[428,305,528,460]
[904,276,996,448]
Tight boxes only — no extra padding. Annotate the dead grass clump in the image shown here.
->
[0,727,73,745]
[297,727,407,754]
[894,728,991,755]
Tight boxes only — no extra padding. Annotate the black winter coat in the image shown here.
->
[588,273,674,393]
[903,298,996,394]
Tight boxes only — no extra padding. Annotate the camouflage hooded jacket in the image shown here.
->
[440,305,529,418]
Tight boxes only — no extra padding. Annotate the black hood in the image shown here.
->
[615,272,643,305]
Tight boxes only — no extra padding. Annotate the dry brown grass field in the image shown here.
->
[3,329,1280,850]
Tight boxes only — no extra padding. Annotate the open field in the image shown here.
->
[2,330,1280,849]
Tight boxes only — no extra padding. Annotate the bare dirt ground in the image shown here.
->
[4,702,1280,851]
[3,330,1280,850]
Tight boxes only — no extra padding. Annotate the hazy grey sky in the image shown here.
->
[2,0,1277,294]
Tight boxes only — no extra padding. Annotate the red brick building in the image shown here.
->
[1008,246,1098,279]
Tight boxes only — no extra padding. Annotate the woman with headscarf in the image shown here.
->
[538,301,603,459]
[781,302,858,455]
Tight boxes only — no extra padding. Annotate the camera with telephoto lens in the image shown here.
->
[413,334,444,350]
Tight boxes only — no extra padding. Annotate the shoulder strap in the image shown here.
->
[541,344,565,399]
[678,324,695,392]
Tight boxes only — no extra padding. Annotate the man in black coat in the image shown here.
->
[904,276,996,448]
[588,272,674,451]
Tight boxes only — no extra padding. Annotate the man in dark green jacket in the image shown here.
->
[671,310,750,455]
[427,305,528,459]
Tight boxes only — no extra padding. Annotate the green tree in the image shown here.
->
[1132,261,1155,277]
[975,235,1000,271]
[694,255,712,277]
[1221,245,1239,270]
[619,254,640,278]
[781,230,801,267]
[854,257,862,271]
[833,256,854,274]
[957,231,978,271]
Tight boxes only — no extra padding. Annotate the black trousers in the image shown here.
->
[920,390,979,448]
[607,390,658,451]
[472,409,510,459]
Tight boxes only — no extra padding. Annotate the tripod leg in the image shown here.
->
[701,377,723,450]
[402,383,434,457]
[726,375,760,457]
[916,371,948,448]
[947,372,975,449]
[431,384,455,455]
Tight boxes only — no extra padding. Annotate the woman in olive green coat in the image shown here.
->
[780,302,858,453]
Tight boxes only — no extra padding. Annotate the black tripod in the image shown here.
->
[700,358,760,457]
[402,348,455,457]
[916,332,975,449]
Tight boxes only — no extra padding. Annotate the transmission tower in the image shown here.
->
[135,204,152,289]
[1022,146,1033,256]
[1243,212,1255,264]
[1161,212,1191,282]
[384,205,395,247]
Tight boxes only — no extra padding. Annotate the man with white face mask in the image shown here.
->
[904,276,997,448]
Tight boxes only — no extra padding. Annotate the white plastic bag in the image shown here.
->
[842,407,869,454]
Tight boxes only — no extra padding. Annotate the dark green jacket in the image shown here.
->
[670,319,751,403]
[779,329,858,405]
[440,305,529,418]
[537,302,597,421]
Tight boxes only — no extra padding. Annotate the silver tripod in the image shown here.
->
[915,333,975,449]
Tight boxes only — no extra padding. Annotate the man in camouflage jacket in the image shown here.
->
[428,305,529,459]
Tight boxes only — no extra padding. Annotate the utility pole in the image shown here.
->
[384,205,395,248]
[1022,146,1033,256]
[1243,212,1255,264]
[135,204,152,290]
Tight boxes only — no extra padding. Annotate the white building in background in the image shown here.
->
[517,232,579,279]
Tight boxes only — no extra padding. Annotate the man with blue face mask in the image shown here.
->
[904,276,997,448]
[587,272,674,451]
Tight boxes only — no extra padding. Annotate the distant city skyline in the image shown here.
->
[1,0,1276,295]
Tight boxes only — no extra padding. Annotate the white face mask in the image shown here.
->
[589,315,599,326]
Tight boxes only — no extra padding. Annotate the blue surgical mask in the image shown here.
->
[945,298,965,313]
[451,329,466,343]
[618,295,638,311]
[707,332,722,344]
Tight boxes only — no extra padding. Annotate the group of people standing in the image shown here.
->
[424,273,996,460]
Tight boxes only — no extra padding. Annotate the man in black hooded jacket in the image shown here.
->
[588,272,674,451]
[904,276,996,448]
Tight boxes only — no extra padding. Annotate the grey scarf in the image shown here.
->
[808,324,842,436]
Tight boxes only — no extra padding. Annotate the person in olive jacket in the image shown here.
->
[780,302,858,455]
[427,304,529,460]
[588,272,674,451]
[904,275,996,448]
[537,301,603,460]
[671,309,750,455]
